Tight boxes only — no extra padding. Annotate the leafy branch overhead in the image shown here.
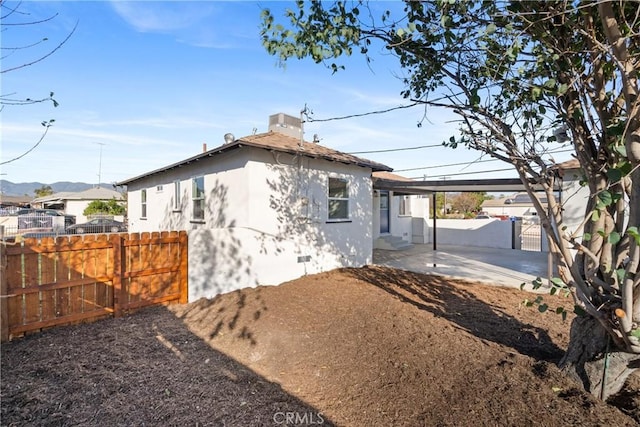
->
[0,1,77,164]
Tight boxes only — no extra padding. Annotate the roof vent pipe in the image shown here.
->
[202,143,207,153]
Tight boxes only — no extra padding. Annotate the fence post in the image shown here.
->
[178,231,188,304]
[1,225,8,342]
[111,234,126,317]
[512,220,522,250]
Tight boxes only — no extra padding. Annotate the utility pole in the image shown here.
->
[95,142,106,187]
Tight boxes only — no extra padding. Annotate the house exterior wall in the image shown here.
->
[125,147,374,301]
[410,196,431,244]
[126,150,249,232]
[392,195,413,242]
[65,200,90,223]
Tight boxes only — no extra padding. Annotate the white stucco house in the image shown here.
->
[116,113,393,301]
[31,187,125,224]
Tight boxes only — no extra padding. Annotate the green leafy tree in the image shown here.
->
[261,1,640,397]
[83,199,126,216]
[434,192,446,217]
[33,185,53,198]
[450,192,486,215]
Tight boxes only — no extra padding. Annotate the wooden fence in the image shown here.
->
[0,231,188,341]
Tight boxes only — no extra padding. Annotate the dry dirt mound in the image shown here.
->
[2,265,638,426]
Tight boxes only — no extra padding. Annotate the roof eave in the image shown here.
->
[116,141,243,186]
[116,138,392,186]
[238,139,392,172]
[373,177,555,194]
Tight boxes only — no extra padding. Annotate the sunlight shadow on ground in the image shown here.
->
[347,265,564,362]
[0,305,334,426]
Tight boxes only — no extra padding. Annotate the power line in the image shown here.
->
[395,157,496,172]
[349,140,573,157]
[305,102,421,123]
[387,147,574,173]
[303,91,469,124]
[301,102,576,176]
[408,167,515,180]
[348,143,443,155]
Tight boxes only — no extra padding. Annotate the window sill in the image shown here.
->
[190,219,205,224]
[326,219,352,224]
[398,214,412,217]
[139,217,147,220]
[172,209,182,213]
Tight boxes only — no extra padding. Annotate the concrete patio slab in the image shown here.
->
[373,244,554,293]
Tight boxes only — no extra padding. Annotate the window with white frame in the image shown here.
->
[328,177,349,221]
[173,180,181,211]
[399,195,411,216]
[192,176,205,221]
[141,189,147,218]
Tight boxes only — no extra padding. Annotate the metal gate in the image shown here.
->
[521,224,543,252]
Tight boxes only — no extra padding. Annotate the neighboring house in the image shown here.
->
[481,160,589,230]
[116,113,392,301]
[31,187,125,224]
[481,192,549,219]
[0,195,31,209]
[371,172,430,249]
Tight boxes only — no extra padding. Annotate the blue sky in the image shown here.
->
[2,1,528,186]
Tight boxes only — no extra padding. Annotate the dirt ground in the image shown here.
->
[2,265,639,426]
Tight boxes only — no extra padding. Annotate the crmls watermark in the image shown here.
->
[272,411,325,425]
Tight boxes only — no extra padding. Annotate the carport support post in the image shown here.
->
[432,193,437,251]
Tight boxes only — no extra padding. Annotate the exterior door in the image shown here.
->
[380,191,390,234]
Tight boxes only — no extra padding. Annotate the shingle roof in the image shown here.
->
[117,131,392,185]
[237,132,391,172]
[372,171,412,182]
[0,195,32,205]
[481,198,512,207]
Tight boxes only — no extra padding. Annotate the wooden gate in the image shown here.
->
[1,231,187,341]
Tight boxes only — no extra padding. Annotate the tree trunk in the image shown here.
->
[560,316,639,400]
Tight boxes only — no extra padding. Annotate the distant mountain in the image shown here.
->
[0,180,115,197]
